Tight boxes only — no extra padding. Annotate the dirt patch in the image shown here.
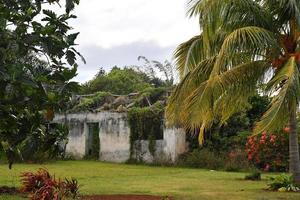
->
[0,186,20,195]
[82,195,173,200]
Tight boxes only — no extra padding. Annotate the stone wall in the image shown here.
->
[53,112,186,163]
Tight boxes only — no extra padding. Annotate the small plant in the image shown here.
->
[267,174,300,192]
[245,171,261,181]
[20,168,80,200]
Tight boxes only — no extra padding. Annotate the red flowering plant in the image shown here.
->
[246,130,289,172]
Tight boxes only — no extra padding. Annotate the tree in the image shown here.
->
[166,0,300,183]
[137,56,176,87]
[0,0,83,166]
[80,67,153,95]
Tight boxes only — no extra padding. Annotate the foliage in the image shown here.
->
[268,174,300,192]
[0,0,82,166]
[128,103,164,159]
[137,56,177,87]
[133,87,168,107]
[186,94,269,151]
[18,124,69,163]
[20,168,80,200]
[245,171,261,181]
[80,67,153,95]
[167,0,300,180]
[166,0,300,149]
[177,148,251,171]
[70,92,112,112]
[246,131,289,172]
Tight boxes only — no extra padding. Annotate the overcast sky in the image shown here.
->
[68,0,199,83]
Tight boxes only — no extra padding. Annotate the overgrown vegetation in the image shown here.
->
[178,94,269,171]
[70,92,112,112]
[128,103,164,160]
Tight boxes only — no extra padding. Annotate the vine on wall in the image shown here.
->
[128,102,164,159]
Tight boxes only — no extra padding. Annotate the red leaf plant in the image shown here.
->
[20,168,79,200]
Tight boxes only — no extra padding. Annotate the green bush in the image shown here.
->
[268,174,300,192]
[224,150,252,172]
[177,149,225,170]
[177,148,252,171]
[245,171,261,181]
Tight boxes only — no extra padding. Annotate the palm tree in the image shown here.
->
[166,0,300,184]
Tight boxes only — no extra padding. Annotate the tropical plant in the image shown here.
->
[268,174,300,192]
[166,0,300,183]
[20,168,80,200]
[137,56,177,87]
[0,0,82,166]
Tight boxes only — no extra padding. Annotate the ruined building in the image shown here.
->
[52,90,187,163]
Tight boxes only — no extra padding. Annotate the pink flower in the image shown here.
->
[264,164,270,171]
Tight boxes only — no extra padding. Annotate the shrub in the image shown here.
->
[20,168,79,200]
[268,174,300,192]
[177,149,224,169]
[177,148,252,171]
[246,131,289,172]
[245,171,261,181]
[223,149,252,172]
[18,124,69,163]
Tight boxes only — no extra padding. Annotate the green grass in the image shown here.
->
[0,161,300,200]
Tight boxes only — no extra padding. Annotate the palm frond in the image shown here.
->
[212,26,278,75]
[254,57,300,133]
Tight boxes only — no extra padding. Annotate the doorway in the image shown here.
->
[86,123,100,159]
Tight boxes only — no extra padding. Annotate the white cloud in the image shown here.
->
[70,0,199,48]
[64,0,199,82]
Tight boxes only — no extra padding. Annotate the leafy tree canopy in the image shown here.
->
[0,0,82,166]
[81,66,160,95]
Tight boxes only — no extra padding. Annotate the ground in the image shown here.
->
[0,161,299,200]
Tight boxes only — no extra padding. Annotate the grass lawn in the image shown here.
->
[0,161,299,200]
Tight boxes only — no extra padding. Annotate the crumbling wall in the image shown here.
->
[163,127,187,162]
[53,112,186,163]
[99,112,130,163]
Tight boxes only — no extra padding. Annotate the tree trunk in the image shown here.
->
[289,109,300,184]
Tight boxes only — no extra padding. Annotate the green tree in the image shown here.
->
[137,56,177,87]
[167,0,300,183]
[0,0,82,166]
[81,67,153,95]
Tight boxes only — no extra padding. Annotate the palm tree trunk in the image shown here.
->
[289,109,300,185]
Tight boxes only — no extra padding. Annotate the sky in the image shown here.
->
[68,0,199,83]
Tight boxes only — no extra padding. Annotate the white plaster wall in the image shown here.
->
[132,140,166,163]
[65,121,86,158]
[54,112,130,161]
[163,127,186,162]
[99,113,131,163]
